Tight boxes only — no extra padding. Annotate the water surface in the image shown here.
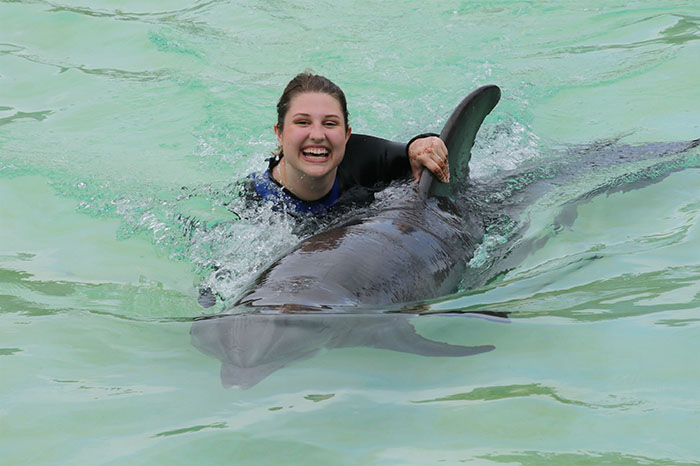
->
[2,1,699,464]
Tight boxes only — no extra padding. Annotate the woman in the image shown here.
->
[245,72,450,215]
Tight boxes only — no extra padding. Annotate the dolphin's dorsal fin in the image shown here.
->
[418,85,501,198]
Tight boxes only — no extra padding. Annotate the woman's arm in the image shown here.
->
[341,133,411,186]
[340,133,449,188]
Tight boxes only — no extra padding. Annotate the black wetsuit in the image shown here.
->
[243,133,435,216]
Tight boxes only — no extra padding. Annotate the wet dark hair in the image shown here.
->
[276,72,349,132]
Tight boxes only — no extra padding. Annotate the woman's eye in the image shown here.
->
[324,121,339,127]
[295,120,310,126]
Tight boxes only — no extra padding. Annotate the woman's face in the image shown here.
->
[275,92,351,182]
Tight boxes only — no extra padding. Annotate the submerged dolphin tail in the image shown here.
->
[419,84,501,198]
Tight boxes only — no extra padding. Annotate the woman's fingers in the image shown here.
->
[408,136,450,183]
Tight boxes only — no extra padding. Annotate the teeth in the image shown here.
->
[303,148,329,156]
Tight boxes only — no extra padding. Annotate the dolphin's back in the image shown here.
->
[235,201,481,309]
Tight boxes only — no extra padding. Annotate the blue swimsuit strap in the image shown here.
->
[252,168,339,215]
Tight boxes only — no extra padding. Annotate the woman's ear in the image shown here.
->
[345,125,352,143]
[274,123,282,142]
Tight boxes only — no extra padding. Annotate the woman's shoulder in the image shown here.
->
[244,167,339,216]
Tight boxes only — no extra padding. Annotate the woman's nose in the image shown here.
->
[309,122,325,140]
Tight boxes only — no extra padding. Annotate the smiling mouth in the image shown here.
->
[302,147,330,161]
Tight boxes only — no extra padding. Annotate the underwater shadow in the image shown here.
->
[190,311,504,389]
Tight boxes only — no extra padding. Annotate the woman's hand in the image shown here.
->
[408,136,449,183]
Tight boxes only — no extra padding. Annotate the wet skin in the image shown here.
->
[273,92,351,201]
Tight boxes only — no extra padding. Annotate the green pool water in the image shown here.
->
[2,1,700,464]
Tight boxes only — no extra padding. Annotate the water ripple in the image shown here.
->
[153,421,228,438]
[411,383,639,410]
[479,450,696,466]
[44,0,230,38]
[0,108,53,127]
[0,267,197,319]
[452,265,700,322]
[1,41,172,82]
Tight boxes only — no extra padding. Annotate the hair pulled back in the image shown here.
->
[276,72,349,132]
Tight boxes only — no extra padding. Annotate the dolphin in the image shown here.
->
[190,86,503,388]
[191,85,700,388]
[232,85,503,310]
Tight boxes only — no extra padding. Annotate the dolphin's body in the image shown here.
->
[191,86,503,388]
[232,85,503,310]
[191,85,700,388]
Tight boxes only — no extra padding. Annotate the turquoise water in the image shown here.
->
[2,1,700,464]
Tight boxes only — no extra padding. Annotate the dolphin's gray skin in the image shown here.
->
[191,84,700,389]
[233,85,502,310]
[190,86,503,389]
[191,313,498,389]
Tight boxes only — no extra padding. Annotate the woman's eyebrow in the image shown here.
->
[291,112,342,119]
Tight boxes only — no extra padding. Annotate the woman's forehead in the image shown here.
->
[287,92,344,116]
